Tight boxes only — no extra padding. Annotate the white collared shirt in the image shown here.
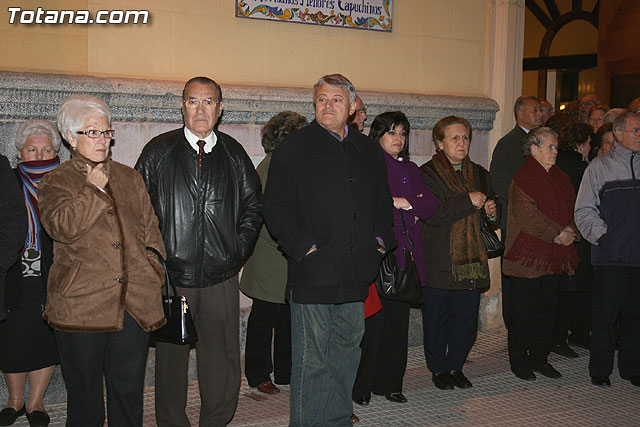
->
[183,126,217,154]
[518,125,531,134]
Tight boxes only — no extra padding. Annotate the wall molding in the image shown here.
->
[0,71,499,131]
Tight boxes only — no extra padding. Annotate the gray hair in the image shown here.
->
[613,110,640,133]
[605,108,628,125]
[514,96,538,120]
[313,74,356,104]
[523,127,558,156]
[56,94,111,142]
[15,120,62,153]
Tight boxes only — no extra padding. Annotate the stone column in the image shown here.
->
[481,0,525,329]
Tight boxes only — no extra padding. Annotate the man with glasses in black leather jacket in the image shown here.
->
[135,76,262,427]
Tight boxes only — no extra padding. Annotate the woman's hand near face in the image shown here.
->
[86,164,108,190]
[468,191,486,209]
[484,199,497,216]
[393,197,411,210]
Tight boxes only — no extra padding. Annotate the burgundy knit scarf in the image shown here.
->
[505,156,580,274]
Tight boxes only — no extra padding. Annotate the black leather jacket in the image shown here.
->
[135,128,263,288]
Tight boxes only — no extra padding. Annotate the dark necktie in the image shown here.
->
[197,140,206,174]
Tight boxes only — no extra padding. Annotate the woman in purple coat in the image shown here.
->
[353,111,438,405]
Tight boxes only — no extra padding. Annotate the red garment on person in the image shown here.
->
[364,282,382,318]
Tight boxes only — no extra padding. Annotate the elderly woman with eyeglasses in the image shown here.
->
[504,127,580,382]
[37,95,166,427]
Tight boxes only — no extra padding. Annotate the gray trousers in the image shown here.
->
[155,275,241,427]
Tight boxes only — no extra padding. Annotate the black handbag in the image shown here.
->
[146,247,198,345]
[478,169,504,259]
[374,212,423,305]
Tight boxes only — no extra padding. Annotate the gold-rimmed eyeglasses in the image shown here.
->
[183,98,219,110]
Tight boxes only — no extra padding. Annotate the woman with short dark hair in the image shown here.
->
[352,111,438,405]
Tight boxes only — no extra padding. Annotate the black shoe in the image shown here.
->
[451,371,473,388]
[591,375,611,387]
[432,372,455,390]
[629,375,640,387]
[353,394,370,406]
[551,343,579,358]
[531,363,562,379]
[511,366,536,381]
[26,410,50,427]
[0,406,26,426]
[568,333,590,350]
[384,393,407,403]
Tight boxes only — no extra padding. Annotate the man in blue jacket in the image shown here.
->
[575,110,640,388]
[264,74,394,426]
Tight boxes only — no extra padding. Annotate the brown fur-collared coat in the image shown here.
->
[38,152,166,332]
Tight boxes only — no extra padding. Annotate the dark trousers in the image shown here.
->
[507,275,559,369]
[589,266,640,379]
[54,311,149,427]
[155,276,241,427]
[244,297,291,387]
[422,287,481,374]
[500,228,510,329]
[553,290,592,346]
[352,297,409,398]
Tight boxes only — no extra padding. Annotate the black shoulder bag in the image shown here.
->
[478,169,504,259]
[147,247,198,345]
[375,211,423,305]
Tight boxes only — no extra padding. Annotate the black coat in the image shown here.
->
[555,148,592,292]
[489,125,527,230]
[4,169,54,310]
[420,160,499,290]
[0,156,27,320]
[135,128,263,288]
[264,120,395,304]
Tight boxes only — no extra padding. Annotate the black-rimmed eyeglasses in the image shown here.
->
[76,129,115,139]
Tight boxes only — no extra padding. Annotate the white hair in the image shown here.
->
[15,120,62,152]
[56,94,111,142]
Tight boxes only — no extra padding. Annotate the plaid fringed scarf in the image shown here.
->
[17,156,60,250]
[431,151,488,281]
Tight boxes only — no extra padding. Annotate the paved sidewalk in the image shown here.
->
[14,326,639,426]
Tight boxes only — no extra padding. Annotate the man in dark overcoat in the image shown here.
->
[264,74,395,426]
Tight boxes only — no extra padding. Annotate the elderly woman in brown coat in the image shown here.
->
[504,127,580,382]
[38,94,166,427]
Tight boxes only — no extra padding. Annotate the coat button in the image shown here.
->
[112,241,121,249]
[106,209,115,216]
[116,276,126,285]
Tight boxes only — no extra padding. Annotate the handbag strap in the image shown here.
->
[477,164,488,194]
[146,246,177,299]
[398,210,414,252]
